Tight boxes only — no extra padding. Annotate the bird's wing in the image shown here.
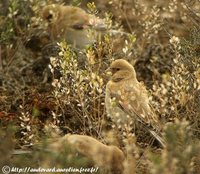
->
[110,82,159,130]
[108,80,166,147]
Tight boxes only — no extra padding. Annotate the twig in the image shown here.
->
[0,45,2,70]
[184,0,200,24]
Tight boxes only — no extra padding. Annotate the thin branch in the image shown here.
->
[184,0,200,24]
[0,45,2,70]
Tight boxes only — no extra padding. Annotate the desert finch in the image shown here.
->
[105,59,166,147]
[41,4,131,52]
[49,134,125,173]
[42,4,105,49]
[13,134,125,173]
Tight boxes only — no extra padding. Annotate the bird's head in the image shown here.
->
[42,4,92,28]
[108,59,137,82]
[42,4,60,23]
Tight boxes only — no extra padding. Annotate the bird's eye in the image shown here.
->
[47,14,53,22]
[111,68,120,74]
[72,24,84,30]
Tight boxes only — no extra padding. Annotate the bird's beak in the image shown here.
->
[89,17,107,31]
[105,67,112,76]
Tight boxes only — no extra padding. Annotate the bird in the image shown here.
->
[45,134,125,173]
[105,59,166,148]
[41,4,130,51]
[12,134,125,173]
[41,4,106,49]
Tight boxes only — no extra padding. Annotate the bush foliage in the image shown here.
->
[0,0,200,173]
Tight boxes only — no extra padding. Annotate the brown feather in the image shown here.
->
[105,59,166,147]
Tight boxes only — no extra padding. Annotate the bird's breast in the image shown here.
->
[64,28,96,48]
[105,83,135,128]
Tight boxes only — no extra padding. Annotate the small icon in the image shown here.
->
[2,166,10,174]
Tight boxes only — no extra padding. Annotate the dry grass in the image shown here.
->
[0,0,200,173]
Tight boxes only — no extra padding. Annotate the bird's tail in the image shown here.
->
[149,130,166,148]
[12,149,32,155]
